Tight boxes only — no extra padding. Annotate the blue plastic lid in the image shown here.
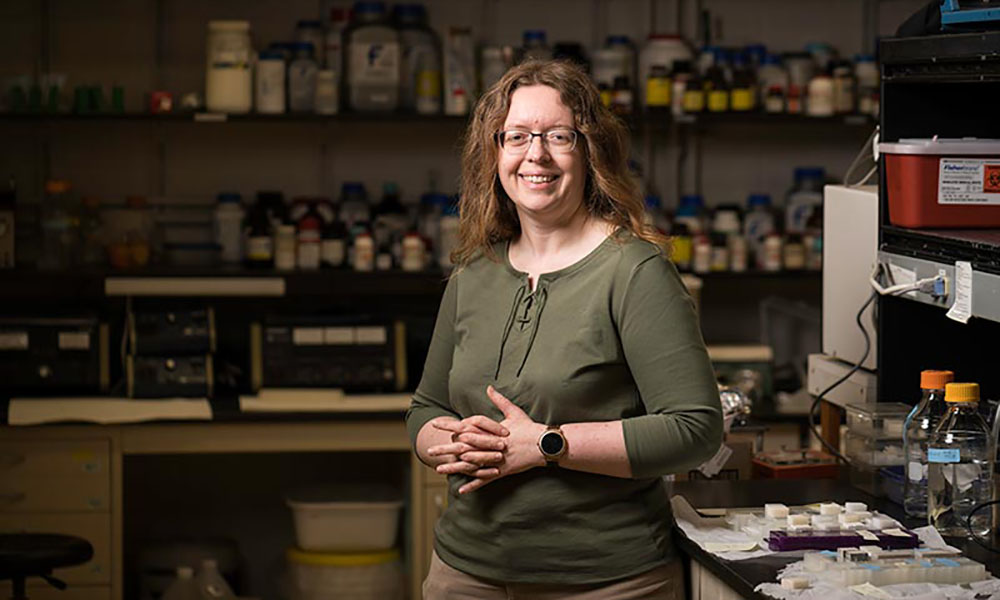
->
[353,1,387,15]
[297,19,323,29]
[392,3,426,18]
[680,194,704,208]
[644,195,662,209]
[762,54,782,66]
[442,202,459,217]
[745,43,767,60]
[420,192,450,206]
[794,167,825,181]
[290,41,315,53]
[217,192,241,204]
[712,47,731,64]
[731,52,750,67]
[606,35,631,46]
[854,54,875,63]
[259,49,284,61]
[747,193,772,208]
[523,30,547,43]
[342,182,368,196]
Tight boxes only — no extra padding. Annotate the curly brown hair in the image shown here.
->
[451,59,669,267]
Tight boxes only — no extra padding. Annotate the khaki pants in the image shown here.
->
[422,551,684,600]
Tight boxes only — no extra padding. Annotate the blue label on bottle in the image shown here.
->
[927,448,961,463]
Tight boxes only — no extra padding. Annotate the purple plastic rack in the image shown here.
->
[767,528,920,552]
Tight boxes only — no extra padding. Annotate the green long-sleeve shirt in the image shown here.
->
[406,230,723,584]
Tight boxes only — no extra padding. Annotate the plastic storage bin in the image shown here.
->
[286,488,403,552]
[845,403,910,439]
[287,547,403,600]
[846,431,904,467]
[879,138,1000,228]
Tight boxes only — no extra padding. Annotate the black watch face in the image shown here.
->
[540,431,564,456]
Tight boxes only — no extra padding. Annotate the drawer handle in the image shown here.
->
[0,454,25,468]
[0,492,26,506]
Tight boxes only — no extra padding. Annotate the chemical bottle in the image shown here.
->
[785,167,825,234]
[691,234,711,274]
[401,229,426,272]
[196,559,235,600]
[854,55,879,117]
[345,1,400,112]
[274,224,296,271]
[611,76,634,116]
[295,20,324,63]
[288,42,318,112]
[255,50,286,114]
[321,212,348,268]
[705,59,729,113]
[729,53,755,112]
[669,223,692,271]
[324,7,349,75]
[214,192,244,264]
[605,36,637,97]
[438,200,460,270]
[757,54,787,109]
[670,60,692,116]
[674,194,706,234]
[162,567,199,600]
[643,195,670,233]
[372,182,409,262]
[353,229,375,271]
[443,27,476,115]
[644,66,671,112]
[296,203,322,270]
[832,60,856,114]
[394,4,442,114]
[743,194,775,269]
[521,30,553,62]
[928,382,994,537]
[244,203,273,269]
[903,370,955,519]
[339,182,371,233]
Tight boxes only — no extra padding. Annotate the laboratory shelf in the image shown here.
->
[881,225,1000,276]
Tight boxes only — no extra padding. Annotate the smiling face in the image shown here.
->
[497,85,587,223]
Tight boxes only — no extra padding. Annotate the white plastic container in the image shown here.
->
[286,495,403,552]
[806,74,834,117]
[256,50,286,114]
[287,548,403,600]
[206,21,252,114]
[214,193,244,264]
[345,3,400,112]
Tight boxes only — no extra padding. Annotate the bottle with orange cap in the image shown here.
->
[927,382,994,537]
[903,369,954,518]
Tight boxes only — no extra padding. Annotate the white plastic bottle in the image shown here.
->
[206,21,252,114]
[756,54,788,108]
[345,2,400,112]
[196,559,235,600]
[806,72,834,117]
[255,50,286,114]
[162,567,199,600]
[928,383,994,537]
[438,202,460,270]
[785,167,824,234]
[288,42,319,112]
[395,4,441,114]
[214,193,244,264]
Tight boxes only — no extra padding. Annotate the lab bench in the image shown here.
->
[0,393,444,600]
[671,477,1000,600]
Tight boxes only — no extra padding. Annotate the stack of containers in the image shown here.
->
[285,487,404,600]
[845,402,910,497]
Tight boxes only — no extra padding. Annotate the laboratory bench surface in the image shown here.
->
[671,477,1000,599]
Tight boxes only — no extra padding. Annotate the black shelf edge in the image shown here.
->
[0,111,876,129]
[881,225,1000,275]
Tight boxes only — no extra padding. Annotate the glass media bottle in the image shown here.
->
[903,369,954,518]
[928,382,995,537]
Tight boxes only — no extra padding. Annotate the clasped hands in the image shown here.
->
[427,386,547,494]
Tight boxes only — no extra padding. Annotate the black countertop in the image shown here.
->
[670,477,1000,599]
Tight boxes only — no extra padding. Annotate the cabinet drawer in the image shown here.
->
[0,513,111,584]
[0,583,110,600]
[0,441,110,512]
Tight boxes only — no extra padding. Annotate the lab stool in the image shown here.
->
[0,534,93,600]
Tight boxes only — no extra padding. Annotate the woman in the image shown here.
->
[406,59,723,599]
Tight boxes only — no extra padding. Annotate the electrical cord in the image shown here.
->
[843,126,879,188]
[808,290,877,465]
[965,499,1000,554]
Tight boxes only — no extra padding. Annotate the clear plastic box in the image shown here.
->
[846,431,905,467]
[845,402,910,439]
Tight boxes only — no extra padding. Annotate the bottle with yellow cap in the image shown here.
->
[903,369,954,518]
[927,382,994,537]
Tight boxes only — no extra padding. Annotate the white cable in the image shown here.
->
[869,263,940,296]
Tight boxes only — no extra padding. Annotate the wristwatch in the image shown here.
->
[537,426,568,465]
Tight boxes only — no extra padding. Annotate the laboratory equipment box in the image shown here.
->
[880,138,1000,228]
[0,316,108,393]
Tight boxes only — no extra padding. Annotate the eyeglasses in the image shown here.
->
[497,128,580,154]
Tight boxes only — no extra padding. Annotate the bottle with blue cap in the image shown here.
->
[394,4,441,114]
[743,193,775,268]
[675,194,706,235]
[758,54,788,110]
[296,20,325,62]
[288,42,318,112]
[256,49,286,114]
[785,167,825,234]
[522,30,553,62]
[854,54,879,117]
[345,2,400,111]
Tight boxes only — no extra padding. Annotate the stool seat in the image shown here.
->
[0,533,94,599]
